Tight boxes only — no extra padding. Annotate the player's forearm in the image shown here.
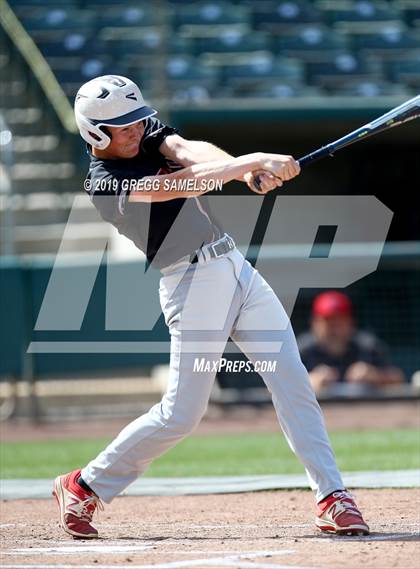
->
[159,136,300,189]
[129,153,263,203]
[166,139,233,167]
[190,144,259,183]
[159,136,250,182]
[187,153,263,182]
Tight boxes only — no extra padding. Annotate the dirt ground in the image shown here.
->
[1,489,419,569]
[1,402,419,568]
[1,400,419,441]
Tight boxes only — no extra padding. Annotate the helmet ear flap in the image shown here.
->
[74,111,111,149]
[99,125,112,140]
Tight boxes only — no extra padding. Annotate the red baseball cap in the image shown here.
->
[312,291,353,318]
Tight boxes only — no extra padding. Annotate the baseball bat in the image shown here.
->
[254,94,420,188]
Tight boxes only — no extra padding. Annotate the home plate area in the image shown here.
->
[1,490,419,569]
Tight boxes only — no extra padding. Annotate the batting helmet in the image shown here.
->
[74,75,157,149]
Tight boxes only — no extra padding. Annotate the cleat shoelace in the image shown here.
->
[329,492,363,520]
[69,494,104,522]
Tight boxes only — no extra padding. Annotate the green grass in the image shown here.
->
[1,429,419,479]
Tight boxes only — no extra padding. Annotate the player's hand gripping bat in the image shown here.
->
[253,94,420,189]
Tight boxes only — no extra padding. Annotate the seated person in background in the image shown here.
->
[297,291,404,394]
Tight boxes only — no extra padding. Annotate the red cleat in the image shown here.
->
[316,490,370,536]
[53,469,103,539]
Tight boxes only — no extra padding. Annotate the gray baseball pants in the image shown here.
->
[82,246,344,503]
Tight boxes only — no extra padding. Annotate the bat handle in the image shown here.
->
[298,144,335,167]
[252,173,264,192]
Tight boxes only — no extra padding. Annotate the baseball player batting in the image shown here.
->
[53,75,369,539]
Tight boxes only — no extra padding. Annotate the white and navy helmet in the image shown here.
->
[74,75,157,149]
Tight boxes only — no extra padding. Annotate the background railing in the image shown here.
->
[0,0,77,133]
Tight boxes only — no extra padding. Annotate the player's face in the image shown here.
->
[106,121,146,158]
[312,315,354,353]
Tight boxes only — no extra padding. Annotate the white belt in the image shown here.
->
[161,234,235,274]
[195,233,235,262]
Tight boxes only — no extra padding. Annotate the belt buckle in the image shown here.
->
[225,235,234,249]
[210,241,225,258]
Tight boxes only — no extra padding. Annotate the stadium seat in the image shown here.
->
[115,67,156,96]
[387,57,420,89]
[332,19,405,36]
[176,23,250,41]
[82,0,150,6]
[99,28,192,57]
[10,2,80,19]
[166,54,217,81]
[326,79,413,96]
[192,29,270,55]
[319,0,402,26]
[19,8,96,32]
[136,55,219,98]
[11,0,419,101]
[305,52,381,87]
[53,58,112,84]
[229,81,324,98]
[34,31,107,58]
[173,1,251,29]
[272,25,348,59]
[252,0,323,31]
[350,26,420,54]
[398,0,420,28]
[53,56,127,98]
[46,55,85,75]
[97,5,161,29]
[211,54,304,91]
[166,0,218,3]
[99,28,162,57]
[170,84,214,104]
[8,0,78,4]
